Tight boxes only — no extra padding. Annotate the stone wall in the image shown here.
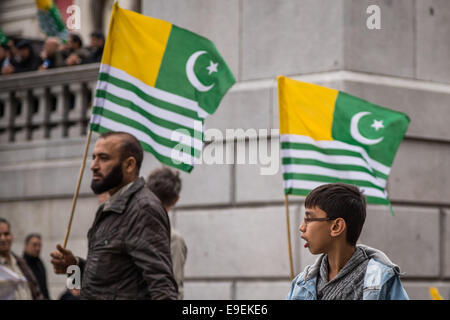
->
[0,0,449,300]
[141,0,450,300]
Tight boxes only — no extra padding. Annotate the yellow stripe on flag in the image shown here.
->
[36,0,52,10]
[277,76,338,140]
[101,2,172,87]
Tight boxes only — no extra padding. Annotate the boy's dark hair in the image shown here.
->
[305,183,367,246]
[25,233,41,244]
[99,132,143,173]
[147,167,181,208]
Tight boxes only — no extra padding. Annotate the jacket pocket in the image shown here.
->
[88,231,124,285]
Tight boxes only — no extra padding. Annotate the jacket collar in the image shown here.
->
[357,244,401,274]
[302,254,325,282]
[301,243,401,282]
[103,177,145,214]
[296,259,320,299]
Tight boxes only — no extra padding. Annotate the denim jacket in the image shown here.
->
[286,245,409,300]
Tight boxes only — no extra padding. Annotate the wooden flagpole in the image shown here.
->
[284,194,295,281]
[62,129,93,249]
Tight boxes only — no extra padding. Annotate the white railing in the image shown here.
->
[0,63,100,143]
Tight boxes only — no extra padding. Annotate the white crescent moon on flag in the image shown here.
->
[350,111,384,145]
[186,50,214,92]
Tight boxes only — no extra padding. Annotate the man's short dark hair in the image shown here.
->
[99,131,143,174]
[70,33,83,47]
[0,217,11,229]
[15,40,33,53]
[90,31,105,41]
[25,233,41,244]
[305,183,367,246]
[147,167,182,208]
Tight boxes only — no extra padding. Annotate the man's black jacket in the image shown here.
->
[23,253,50,299]
[78,177,178,299]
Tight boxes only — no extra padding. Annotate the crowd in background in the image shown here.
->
[0,219,80,300]
[0,165,187,300]
[0,31,105,76]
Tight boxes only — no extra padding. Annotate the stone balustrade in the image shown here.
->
[0,63,100,143]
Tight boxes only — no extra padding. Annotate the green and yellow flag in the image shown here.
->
[35,0,69,41]
[278,76,410,205]
[0,28,9,46]
[91,3,235,172]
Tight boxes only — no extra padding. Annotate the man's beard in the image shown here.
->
[0,244,10,255]
[91,162,124,194]
[0,241,11,256]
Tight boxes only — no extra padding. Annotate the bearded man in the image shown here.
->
[50,132,177,299]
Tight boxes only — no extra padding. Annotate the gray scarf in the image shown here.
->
[316,247,369,300]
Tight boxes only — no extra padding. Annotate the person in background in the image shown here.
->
[2,40,40,74]
[85,31,105,63]
[38,37,65,70]
[0,43,11,75]
[147,167,187,300]
[8,38,18,60]
[61,33,89,66]
[0,218,43,300]
[22,233,50,300]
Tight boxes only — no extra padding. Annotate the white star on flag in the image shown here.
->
[206,60,219,75]
[371,119,384,131]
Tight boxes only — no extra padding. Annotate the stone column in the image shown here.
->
[31,87,49,141]
[0,92,13,143]
[12,90,31,142]
[48,85,68,139]
[67,82,84,137]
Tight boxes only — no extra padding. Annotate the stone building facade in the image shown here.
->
[0,0,449,300]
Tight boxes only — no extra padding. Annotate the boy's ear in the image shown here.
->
[330,218,346,238]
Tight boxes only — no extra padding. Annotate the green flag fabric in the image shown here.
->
[0,28,9,46]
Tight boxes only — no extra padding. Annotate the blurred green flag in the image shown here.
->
[0,28,9,46]
[35,0,69,41]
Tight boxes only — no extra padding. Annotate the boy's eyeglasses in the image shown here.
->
[303,217,336,226]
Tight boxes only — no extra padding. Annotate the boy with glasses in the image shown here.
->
[286,183,409,300]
